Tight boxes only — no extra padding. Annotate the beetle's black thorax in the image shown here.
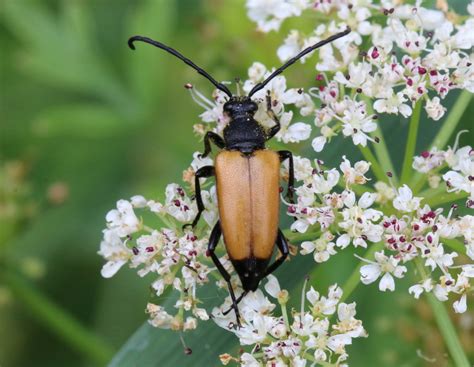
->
[223,97,266,154]
[224,117,266,153]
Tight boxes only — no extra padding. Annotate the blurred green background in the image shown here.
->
[1,1,472,366]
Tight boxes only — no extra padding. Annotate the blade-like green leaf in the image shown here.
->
[2,0,130,108]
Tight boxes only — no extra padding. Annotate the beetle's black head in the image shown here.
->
[223,96,258,118]
[232,258,269,292]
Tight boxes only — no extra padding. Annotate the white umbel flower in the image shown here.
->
[393,185,422,213]
[359,251,407,291]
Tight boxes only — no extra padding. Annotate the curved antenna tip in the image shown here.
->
[125,35,233,97]
[127,36,138,50]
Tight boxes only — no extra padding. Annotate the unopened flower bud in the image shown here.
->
[219,354,233,365]
[278,289,289,304]
[428,174,441,188]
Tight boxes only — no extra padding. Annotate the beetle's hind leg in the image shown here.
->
[201,131,225,158]
[207,221,243,327]
[264,229,290,277]
[183,165,215,229]
[265,91,281,140]
[278,150,295,204]
[222,230,289,317]
[222,290,248,316]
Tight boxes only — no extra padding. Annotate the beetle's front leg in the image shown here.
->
[201,131,225,158]
[207,221,242,327]
[183,165,215,229]
[278,150,295,204]
[265,92,281,140]
[263,229,289,277]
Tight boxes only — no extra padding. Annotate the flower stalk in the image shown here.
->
[401,100,422,184]
[358,145,388,183]
[414,259,470,367]
[5,271,114,365]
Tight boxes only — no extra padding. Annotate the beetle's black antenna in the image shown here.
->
[248,27,351,97]
[128,36,233,97]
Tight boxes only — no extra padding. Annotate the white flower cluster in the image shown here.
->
[98,181,370,361]
[247,0,309,32]
[216,276,367,367]
[99,1,473,364]
[241,0,474,152]
[283,150,474,313]
[412,133,474,208]
[98,179,218,330]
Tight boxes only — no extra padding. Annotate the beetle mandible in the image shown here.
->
[128,27,351,325]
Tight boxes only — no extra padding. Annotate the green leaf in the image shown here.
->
[2,0,130,108]
[108,321,235,367]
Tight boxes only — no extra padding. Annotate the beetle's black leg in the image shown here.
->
[265,92,281,140]
[222,290,248,315]
[278,150,295,204]
[207,221,242,326]
[201,131,225,158]
[263,229,289,277]
[183,165,215,229]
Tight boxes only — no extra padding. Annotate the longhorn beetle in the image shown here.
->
[128,27,351,325]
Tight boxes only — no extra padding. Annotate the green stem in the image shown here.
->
[411,163,447,194]
[424,191,467,207]
[425,294,470,367]
[5,271,114,366]
[283,229,321,243]
[280,302,290,330]
[372,128,398,185]
[409,91,472,191]
[430,91,472,150]
[401,101,422,184]
[443,239,465,254]
[418,185,449,202]
[413,260,470,367]
[358,145,387,183]
[362,97,398,185]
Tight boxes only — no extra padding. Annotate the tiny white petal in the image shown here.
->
[453,294,467,313]
[264,275,281,298]
[101,260,127,278]
[360,264,381,285]
[312,136,327,152]
[336,234,351,249]
[379,273,395,292]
